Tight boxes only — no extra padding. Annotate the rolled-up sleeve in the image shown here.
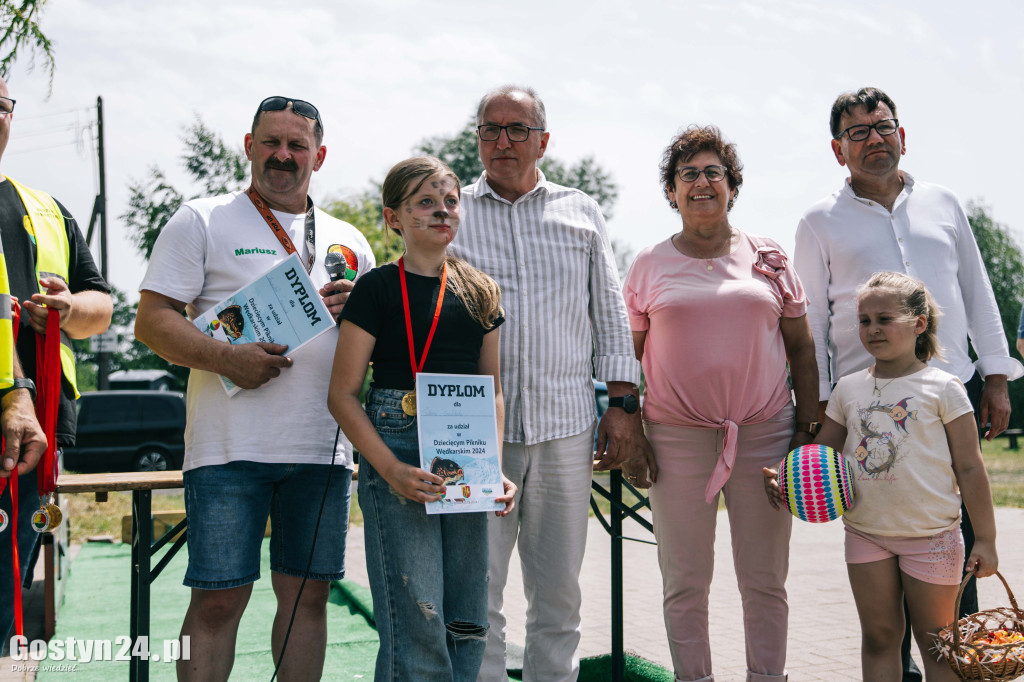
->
[953,202,1024,380]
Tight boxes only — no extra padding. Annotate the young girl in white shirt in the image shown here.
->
[768,271,997,681]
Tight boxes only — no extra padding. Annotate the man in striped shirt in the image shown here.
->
[449,84,649,682]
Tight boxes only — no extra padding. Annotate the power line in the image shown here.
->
[6,139,87,155]
[10,122,81,139]
[15,107,92,122]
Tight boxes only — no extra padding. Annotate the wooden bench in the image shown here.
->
[1000,428,1023,450]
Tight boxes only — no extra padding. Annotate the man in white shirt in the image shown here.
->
[135,97,374,681]
[794,86,1022,681]
[449,84,650,682]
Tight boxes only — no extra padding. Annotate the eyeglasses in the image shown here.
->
[0,97,15,115]
[836,118,899,142]
[676,165,727,183]
[477,124,544,142]
[256,96,322,131]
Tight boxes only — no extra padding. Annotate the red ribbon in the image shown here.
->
[2,302,23,638]
[34,309,59,497]
[398,257,447,382]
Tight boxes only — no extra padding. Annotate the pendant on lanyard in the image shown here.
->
[398,257,447,416]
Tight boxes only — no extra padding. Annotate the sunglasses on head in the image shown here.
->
[256,96,322,131]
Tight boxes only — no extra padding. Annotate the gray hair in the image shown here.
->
[476,84,547,130]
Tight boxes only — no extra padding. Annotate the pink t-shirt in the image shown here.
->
[623,232,807,429]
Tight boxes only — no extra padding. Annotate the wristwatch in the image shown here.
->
[607,395,639,414]
[795,421,821,436]
[1,377,36,402]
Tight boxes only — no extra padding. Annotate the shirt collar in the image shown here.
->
[841,170,915,204]
[475,167,550,203]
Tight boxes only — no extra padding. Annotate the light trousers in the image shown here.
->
[646,405,793,682]
[477,424,597,682]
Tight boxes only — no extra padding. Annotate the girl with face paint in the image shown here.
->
[328,157,515,680]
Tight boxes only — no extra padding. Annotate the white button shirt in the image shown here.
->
[795,172,1023,399]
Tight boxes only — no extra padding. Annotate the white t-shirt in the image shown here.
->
[826,365,973,537]
[139,191,375,471]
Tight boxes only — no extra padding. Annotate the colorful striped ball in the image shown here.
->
[777,444,855,523]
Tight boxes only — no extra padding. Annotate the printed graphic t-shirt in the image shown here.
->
[827,366,973,536]
[140,191,375,471]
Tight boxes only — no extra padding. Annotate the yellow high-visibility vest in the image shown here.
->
[0,236,12,391]
[5,176,78,397]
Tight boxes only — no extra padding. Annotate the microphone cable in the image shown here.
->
[269,424,342,681]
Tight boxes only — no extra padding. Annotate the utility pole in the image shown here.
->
[86,96,110,390]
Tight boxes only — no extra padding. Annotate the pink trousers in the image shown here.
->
[646,404,794,682]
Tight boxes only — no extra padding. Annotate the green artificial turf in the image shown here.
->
[34,541,672,680]
[35,542,377,680]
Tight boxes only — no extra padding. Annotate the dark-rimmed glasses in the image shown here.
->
[256,96,322,130]
[676,165,727,183]
[0,97,15,115]
[477,124,544,142]
[836,118,899,142]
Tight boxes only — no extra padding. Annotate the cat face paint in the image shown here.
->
[389,174,460,250]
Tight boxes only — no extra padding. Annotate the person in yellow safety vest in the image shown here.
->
[0,233,46,478]
[0,75,112,655]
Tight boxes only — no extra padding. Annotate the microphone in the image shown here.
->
[325,246,359,283]
[325,251,348,282]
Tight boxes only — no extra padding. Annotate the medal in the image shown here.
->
[398,257,447,415]
[402,391,417,416]
[31,496,62,534]
[0,508,8,533]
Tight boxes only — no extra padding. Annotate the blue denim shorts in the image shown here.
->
[183,460,352,589]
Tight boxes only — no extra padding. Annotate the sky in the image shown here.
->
[2,0,1023,298]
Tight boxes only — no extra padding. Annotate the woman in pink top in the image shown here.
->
[622,125,819,682]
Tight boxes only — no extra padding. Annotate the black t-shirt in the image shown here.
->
[340,262,503,390]
[0,179,110,445]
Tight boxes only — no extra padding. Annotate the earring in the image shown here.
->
[669,200,678,210]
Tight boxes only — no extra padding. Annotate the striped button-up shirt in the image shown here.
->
[450,170,641,445]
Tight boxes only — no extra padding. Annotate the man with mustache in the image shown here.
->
[794,86,1022,682]
[135,97,374,680]
[449,84,649,682]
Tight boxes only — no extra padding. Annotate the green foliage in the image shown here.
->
[321,191,402,266]
[967,201,1024,427]
[122,168,183,260]
[0,0,55,92]
[71,285,189,388]
[415,120,483,186]
[121,118,247,260]
[539,156,619,219]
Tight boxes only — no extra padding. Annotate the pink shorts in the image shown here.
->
[844,525,965,586]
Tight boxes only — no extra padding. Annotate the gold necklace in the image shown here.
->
[872,374,898,397]
[675,228,734,271]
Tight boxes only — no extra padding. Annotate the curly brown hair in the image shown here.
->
[659,125,743,211]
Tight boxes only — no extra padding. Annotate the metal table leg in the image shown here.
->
[130,489,152,682]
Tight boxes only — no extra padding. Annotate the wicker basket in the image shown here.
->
[933,571,1024,681]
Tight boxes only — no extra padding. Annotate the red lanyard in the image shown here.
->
[398,257,447,380]
[2,303,23,637]
[35,309,60,497]
[245,185,316,273]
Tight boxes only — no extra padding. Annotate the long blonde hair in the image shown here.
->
[858,271,942,362]
[381,156,503,330]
